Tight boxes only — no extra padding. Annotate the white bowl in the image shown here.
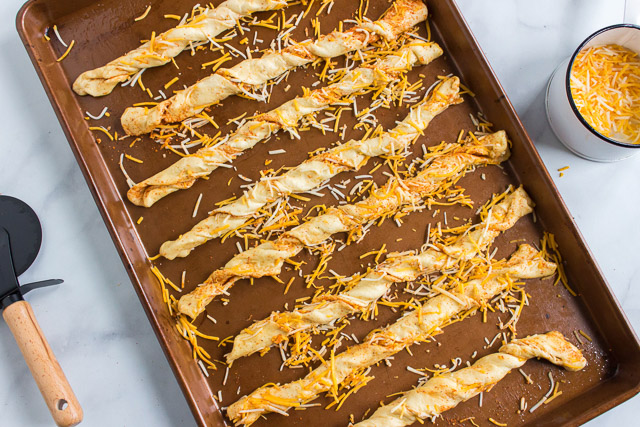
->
[546,24,640,162]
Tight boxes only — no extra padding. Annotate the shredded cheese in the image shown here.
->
[125,154,143,163]
[56,40,75,62]
[135,5,152,22]
[52,25,67,46]
[89,126,114,141]
[164,76,179,89]
[192,193,203,218]
[571,44,640,144]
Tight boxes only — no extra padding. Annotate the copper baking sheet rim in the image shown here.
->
[14,0,640,426]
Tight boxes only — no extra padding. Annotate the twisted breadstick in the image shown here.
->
[226,187,533,363]
[159,75,458,259]
[177,130,510,319]
[121,0,429,135]
[355,331,586,427]
[73,0,288,97]
[128,41,444,207]
[226,244,557,425]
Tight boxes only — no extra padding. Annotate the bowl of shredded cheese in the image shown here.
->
[546,24,640,161]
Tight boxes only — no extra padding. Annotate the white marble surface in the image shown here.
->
[0,0,638,425]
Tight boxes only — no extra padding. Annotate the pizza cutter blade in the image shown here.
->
[0,195,83,426]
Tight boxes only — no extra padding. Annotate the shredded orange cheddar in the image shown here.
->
[570,44,640,144]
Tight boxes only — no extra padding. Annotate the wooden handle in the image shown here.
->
[3,300,83,426]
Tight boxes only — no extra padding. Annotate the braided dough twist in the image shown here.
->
[159,74,458,260]
[226,244,557,425]
[355,331,586,427]
[73,0,288,97]
[226,187,533,363]
[177,130,510,318]
[121,0,429,135]
[128,41,444,207]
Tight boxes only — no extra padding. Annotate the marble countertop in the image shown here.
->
[1,0,638,425]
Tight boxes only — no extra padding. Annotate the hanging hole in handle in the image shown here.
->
[57,399,68,411]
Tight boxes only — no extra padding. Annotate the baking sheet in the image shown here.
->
[16,0,640,425]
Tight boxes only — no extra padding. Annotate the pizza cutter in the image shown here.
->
[0,195,83,426]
